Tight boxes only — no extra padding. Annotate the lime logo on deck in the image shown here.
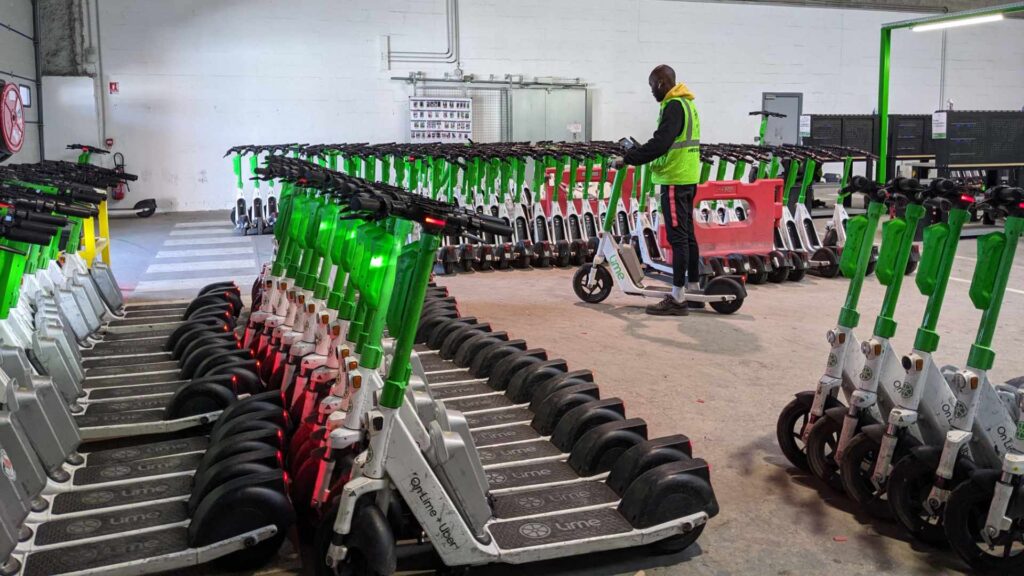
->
[82,491,116,506]
[487,472,508,485]
[519,522,551,539]
[953,401,968,419]
[100,464,133,479]
[859,366,873,382]
[1,450,15,482]
[827,353,838,368]
[516,496,545,510]
[66,518,103,535]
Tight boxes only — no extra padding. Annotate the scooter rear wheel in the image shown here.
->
[746,255,769,285]
[572,264,612,304]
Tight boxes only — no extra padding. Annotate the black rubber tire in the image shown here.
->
[572,264,612,304]
[707,280,744,315]
[746,254,768,285]
[806,417,843,489]
[775,399,813,472]
[441,261,457,276]
[812,247,840,279]
[787,263,807,282]
[944,474,1024,573]
[889,453,950,546]
[313,502,387,576]
[767,265,789,283]
[838,433,895,520]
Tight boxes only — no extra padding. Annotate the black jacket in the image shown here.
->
[623,100,685,166]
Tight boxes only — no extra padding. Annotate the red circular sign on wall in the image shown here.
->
[1,82,25,156]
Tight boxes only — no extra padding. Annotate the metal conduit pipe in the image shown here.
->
[389,0,460,64]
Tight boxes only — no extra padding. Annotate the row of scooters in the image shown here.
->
[242,140,911,285]
[225,144,287,235]
[243,154,720,574]
[0,159,299,575]
[0,150,721,576]
[776,174,1024,572]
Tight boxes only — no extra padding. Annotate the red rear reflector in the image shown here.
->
[424,216,446,227]
[960,194,975,204]
[231,375,238,384]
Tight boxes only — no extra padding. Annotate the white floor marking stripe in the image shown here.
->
[146,259,256,274]
[163,236,251,246]
[949,276,1024,296]
[156,247,254,259]
[168,228,235,237]
[173,221,230,228]
[133,275,257,293]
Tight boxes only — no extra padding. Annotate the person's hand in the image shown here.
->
[608,156,625,170]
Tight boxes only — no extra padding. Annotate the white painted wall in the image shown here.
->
[41,76,100,161]
[91,0,1024,211]
[0,0,39,163]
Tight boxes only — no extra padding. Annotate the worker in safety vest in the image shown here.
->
[611,64,702,316]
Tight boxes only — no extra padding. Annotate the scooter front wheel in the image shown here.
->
[572,263,612,304]
[838,433,895,520]
[889,453,950,546]
[776,398,812,471]
[805,417,843,489]
[944,473,1024,573]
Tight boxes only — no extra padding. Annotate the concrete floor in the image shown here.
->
[107,209,1024,576]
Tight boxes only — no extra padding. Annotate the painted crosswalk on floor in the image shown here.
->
[128,221,266,296]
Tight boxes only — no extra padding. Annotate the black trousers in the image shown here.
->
[659,184,700,287]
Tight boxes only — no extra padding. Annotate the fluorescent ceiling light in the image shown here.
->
[912,14,1004,32]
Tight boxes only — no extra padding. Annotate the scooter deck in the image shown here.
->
[72,452,203,486]
[124,303,189,313]
[82,339,168,357]
[423,368,478,384]
[444,394,514,413]
[74,409,166,429]
[51,475,193,514]
[428,381,494,400]
[465,407,532,429]
[109,311,185,325]
[85,360,180,378]
[489,507,631,550]
[417,352,453,372]
[79,396,172,415]
[84,372,184,389]
[485,459,580,490]
[492,481,618,519]
[84,436,208,466]
[117,308,185,320]
[471,424,541,447]
[478,440,561,466]
[82,352,174,369]
[22,526,189,576]
[98,325,179,342]
[33,500,188,545]
[86,381,183,400]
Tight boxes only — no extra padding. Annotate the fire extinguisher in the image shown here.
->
[112,152,129,201]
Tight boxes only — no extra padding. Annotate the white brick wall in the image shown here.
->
[90,0,1023,211]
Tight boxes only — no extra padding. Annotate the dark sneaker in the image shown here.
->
[646,296,689,316]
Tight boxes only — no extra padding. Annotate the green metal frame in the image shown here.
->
[876,2,1024,182]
